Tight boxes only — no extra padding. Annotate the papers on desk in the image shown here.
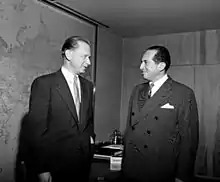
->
[93,154,111,160]
[94,144,123,171]
[93,144,123,160]
[102,144,124,150]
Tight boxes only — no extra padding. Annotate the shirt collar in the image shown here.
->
[150,74,168,88]
[61,66,78,80]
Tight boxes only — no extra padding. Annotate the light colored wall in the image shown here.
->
[121,30,220,177]
[95,27,122,141]
[0,0,123,181]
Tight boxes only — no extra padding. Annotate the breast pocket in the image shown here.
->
[152,107,178,135]
[158,106,177,119]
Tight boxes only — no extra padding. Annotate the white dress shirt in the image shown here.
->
[61,66,94,144]
[61,66,81,103]
[150,74,168,97]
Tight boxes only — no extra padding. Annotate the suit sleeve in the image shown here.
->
[122,85,137,169]
[176,89,199,182]
[124,86,137,138]
[86,83,96,140]
[27,77,51,174]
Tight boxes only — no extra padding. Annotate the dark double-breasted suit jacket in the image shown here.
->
[26,69,95,181]
[122,76,199,182]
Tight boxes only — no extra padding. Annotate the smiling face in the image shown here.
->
[140,49,165,82]
[65,41,91,75]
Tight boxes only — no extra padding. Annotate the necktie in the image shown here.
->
[148,82,154,98]
[73,75,80,119]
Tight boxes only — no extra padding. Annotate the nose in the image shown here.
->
[86,57,91,65]
[140,62,144,70]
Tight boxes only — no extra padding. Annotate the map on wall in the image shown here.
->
[0,0,95,181]
[0,0,59,144]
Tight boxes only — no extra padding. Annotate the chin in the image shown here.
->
[80,69,86,74]
[143,78,150,81]
[143,74,149,80]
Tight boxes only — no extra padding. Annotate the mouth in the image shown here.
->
[82,65,87,69]
[81,65,89,72]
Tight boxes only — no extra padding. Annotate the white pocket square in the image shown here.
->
[160,103,174,109]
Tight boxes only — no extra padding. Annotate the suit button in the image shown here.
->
[144,145,148,148]
[132,112,135,116]
[154,116,158,120]
[146,130,151,135]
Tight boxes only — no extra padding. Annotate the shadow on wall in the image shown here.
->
[14,113,38,182]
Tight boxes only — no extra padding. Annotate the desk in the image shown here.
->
[89,144,122,182]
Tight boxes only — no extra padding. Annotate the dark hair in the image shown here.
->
[61,36,90,57]
[146,45,171,72]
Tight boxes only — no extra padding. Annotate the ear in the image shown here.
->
[158,62,166,71]
[65,50,72,61]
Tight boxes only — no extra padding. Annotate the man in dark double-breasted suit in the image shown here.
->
[26,36,95,182]
[122,46,199,182]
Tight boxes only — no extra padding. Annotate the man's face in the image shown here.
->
[140,50,162,81]
[67,41,91,74]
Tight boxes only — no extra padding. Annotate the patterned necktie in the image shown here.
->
[73,75,80,119]
[148,82,154,98]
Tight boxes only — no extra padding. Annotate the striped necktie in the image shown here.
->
[148,82,154,98]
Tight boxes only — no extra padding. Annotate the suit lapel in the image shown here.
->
[141,77,173,114]
[79,76,87,125]
[55,70,79,124]
[137,82,149,111]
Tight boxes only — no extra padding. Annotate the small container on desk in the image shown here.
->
[110,156,122,171]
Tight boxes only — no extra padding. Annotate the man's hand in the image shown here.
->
[175,178,184,182]
[39,172,52,182]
